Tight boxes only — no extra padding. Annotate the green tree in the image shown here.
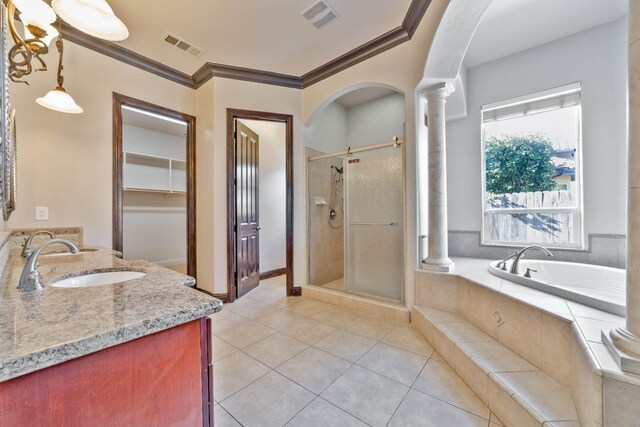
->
[485,134,557,194]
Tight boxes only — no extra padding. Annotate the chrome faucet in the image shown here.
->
[21,230,55,258]
[509,245,553,275]
[496,252,518,271]
[18,239,79,292]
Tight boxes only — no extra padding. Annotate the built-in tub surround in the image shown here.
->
[0,240,221,382]
[413,257,640,426]
[489,259,625,316]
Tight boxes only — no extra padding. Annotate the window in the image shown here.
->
[481,83,583,248]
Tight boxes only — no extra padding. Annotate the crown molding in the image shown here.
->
[55,0,431,90]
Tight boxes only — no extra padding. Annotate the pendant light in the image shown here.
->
[51,0,128,41]
[36,36,83,114]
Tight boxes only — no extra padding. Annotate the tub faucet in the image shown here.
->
[18,239,79,292]
[497,252,518,271]
[21,230,55,258]
[509,245,553,275]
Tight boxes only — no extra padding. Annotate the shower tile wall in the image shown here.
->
[307,149,344,285]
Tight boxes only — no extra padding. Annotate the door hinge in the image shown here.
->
[233,224,237,232]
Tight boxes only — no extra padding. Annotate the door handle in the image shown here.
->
[256,227,261,231]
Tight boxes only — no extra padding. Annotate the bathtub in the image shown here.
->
[488,259,626,316]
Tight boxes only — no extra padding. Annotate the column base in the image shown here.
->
[602,327,640,375]
[422,258,455,273]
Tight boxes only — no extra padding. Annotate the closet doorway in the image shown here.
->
[226,109,295,302]
[113,94,196,279]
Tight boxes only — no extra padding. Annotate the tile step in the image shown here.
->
[413,306,581,427]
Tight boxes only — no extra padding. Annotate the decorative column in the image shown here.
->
[423,82,455,272]
[603,0,640,373]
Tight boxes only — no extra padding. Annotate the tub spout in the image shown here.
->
[509,246,553,275]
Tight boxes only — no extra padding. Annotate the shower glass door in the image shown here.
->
[345,145,404,302]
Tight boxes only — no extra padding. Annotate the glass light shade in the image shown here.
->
[52,0,128,41]
[13,0,56,29]
[21,14,59,45]
[36,88,84,114]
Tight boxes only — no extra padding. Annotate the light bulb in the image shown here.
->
[52,0,128,41]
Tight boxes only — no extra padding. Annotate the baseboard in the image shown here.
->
[260,268,286,280]
[291,287,302,296]
[195,287,229,303]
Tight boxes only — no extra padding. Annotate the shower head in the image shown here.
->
[331,165,344,174]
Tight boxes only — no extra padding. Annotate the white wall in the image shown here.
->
[346,93,405,147]
[304,102,347,154]
[446,17,628,236]
[239,119,287,273]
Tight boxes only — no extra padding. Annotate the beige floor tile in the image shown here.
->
[226,299,275,320]
[286,398,368,427]
[310,307,359,328]
[281,317,337,345]
[493,371,579,422]
[277,347,352,394]
[421,307,465,323]
[343,315,396,340]
[438,321,495,343]
[285,299,333,317]
[213,351,271,401]
[211,310,250,334]
[459,341,538,373]
[490,412,505,426]
[431,351,445,362]
[315,329,377,362]
[254,309,306,331]
[214,405,242,427]
[321,365,409,427]
[382,326,434,356]
[221,371,315,427]
[217,321,277,349]
[244,333,309,368]
[246,287,287,305]
[212,336,239,362]
[413,359,490,420]
[357,342,428,386]
[388,389,488,427]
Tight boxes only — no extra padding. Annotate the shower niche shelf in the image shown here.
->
[123,151,187,194]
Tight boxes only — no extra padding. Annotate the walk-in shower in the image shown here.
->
[307,139,404,303]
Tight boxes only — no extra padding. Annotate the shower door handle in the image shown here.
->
[349,221,398,226]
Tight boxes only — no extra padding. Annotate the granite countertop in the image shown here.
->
[0,245,223,382]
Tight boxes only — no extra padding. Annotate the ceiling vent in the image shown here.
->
[301,0,338,29]
[163,33,204,58]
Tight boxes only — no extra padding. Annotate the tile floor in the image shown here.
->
[211,276,503,427]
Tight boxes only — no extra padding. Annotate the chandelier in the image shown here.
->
[6,0,129,113]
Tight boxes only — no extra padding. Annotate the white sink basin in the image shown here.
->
[50,271,146,288]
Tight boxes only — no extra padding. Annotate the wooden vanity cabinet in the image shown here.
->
[0,318,213,427]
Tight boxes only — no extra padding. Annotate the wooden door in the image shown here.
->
[234,121,260,298]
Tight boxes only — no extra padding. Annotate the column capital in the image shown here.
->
[421,81,455,99]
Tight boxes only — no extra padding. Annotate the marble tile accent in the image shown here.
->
[603,376,640,427]
[413,359,490,420]
[321,365,409,427]
[381,325,435,357]
[388,389,488,427]
[221,371,315,427]
[493,371,579,422]
[452,347,490,405]
[438,320,495,343]
[276,347,352,394]
[540,313,572,386]
[213,351,271,401]
[416,271,458,312]
[487,377,543,427]
[356,342,428,386]
[571,330,603,427]
[243,333,309,368]
[497,294,543,368]
[315,330,377,362]
[458,278,500,338]
[286,398,367,427]
[459,341,537,373]
[420,307,465,323]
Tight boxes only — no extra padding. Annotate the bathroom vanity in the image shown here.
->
[0,235,222,426]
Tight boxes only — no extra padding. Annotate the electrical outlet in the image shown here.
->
[493,310,506,326]
[36,207,48,221]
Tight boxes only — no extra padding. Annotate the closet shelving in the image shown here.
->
[123,151,187,194]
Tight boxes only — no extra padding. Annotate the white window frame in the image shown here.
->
[480,83,585,250]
